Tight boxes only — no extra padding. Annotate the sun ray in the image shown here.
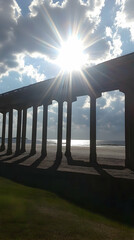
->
[42,5,63,45]
[56,36,89,72]
[29,3,101,74]
[82,33,105,52]
[32,35,60,51]
[38,69,64,105]
[79,70,97,96]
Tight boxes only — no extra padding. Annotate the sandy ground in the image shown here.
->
[1,143,133,181]
[24,144,125,159]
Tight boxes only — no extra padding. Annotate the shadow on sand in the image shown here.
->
[0,151,134,226]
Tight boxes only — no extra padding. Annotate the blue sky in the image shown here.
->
[0,0,134,140]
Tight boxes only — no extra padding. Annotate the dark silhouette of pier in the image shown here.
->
[0,53,134,225]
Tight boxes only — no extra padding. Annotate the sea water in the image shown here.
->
[3,138,125,147]
[46,139,125,147]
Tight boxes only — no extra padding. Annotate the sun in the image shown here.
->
[56,36,88,72]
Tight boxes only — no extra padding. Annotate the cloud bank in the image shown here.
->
[0,0,133,140]
[0,0,129,80]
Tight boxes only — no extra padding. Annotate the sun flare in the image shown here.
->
[56,36,88,72]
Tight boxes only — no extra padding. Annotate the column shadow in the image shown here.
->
[0,152,10,157]
[0,153,16,162]
[47,155,62,171]
[93,162,114,178]
[11,154,32,165]
[30,155,46,168]
[0,153,32,165]
[99,164,125,170]
[0,158,134,227]
[66,155,90,167]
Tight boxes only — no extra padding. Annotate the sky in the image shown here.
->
[0,0,134,140]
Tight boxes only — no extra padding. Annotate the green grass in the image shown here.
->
[0,177,134,240]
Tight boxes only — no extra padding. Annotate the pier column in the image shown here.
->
[41,104,48,157]
[125,91,134,170]
[56,101,63,159]
[21,108,27,153]
[0,112,6,151]
[15,109,22,155]
[65,101,72,157]
[7,109,13,155]
[90,96,97,164]
[30,105,37,155]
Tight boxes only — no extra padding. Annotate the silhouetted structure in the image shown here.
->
[0,53,134,169]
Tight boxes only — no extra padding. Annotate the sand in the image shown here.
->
[24,143,125,159]
[1,143,133,181]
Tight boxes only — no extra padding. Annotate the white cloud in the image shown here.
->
[82,114,88,120]
[27,111,33,120]
[105,27,112,38]
[48,101,58,114]
[0,0,112,78]
[110,32,122,58]
[86,0,105,31]
[21,64,45,82]
[115,0,134,41]
[29,0,45,17]
[82,96,90,109]
[12,0,21,21]
[0,53,46,82]
[103,26,122,59]
[101,92,117,110]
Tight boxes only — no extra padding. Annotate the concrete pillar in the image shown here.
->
[65,101,72,157]
[7,109,13,155]
[0,112,6,151]
[56,101,63,159]
[21,108,27,153]
[125,91,134,170]
[30,105,37,155]
[41,104,48,157]
[90,96,97,164]
[15,109,22,155]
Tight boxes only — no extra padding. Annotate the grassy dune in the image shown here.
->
[0,177,134,240]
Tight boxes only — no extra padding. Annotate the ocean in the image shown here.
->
[46,139,125,147]
[2,138,125,147]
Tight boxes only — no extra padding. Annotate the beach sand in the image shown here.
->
[24,144,125,159]
[1,143,133,180]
